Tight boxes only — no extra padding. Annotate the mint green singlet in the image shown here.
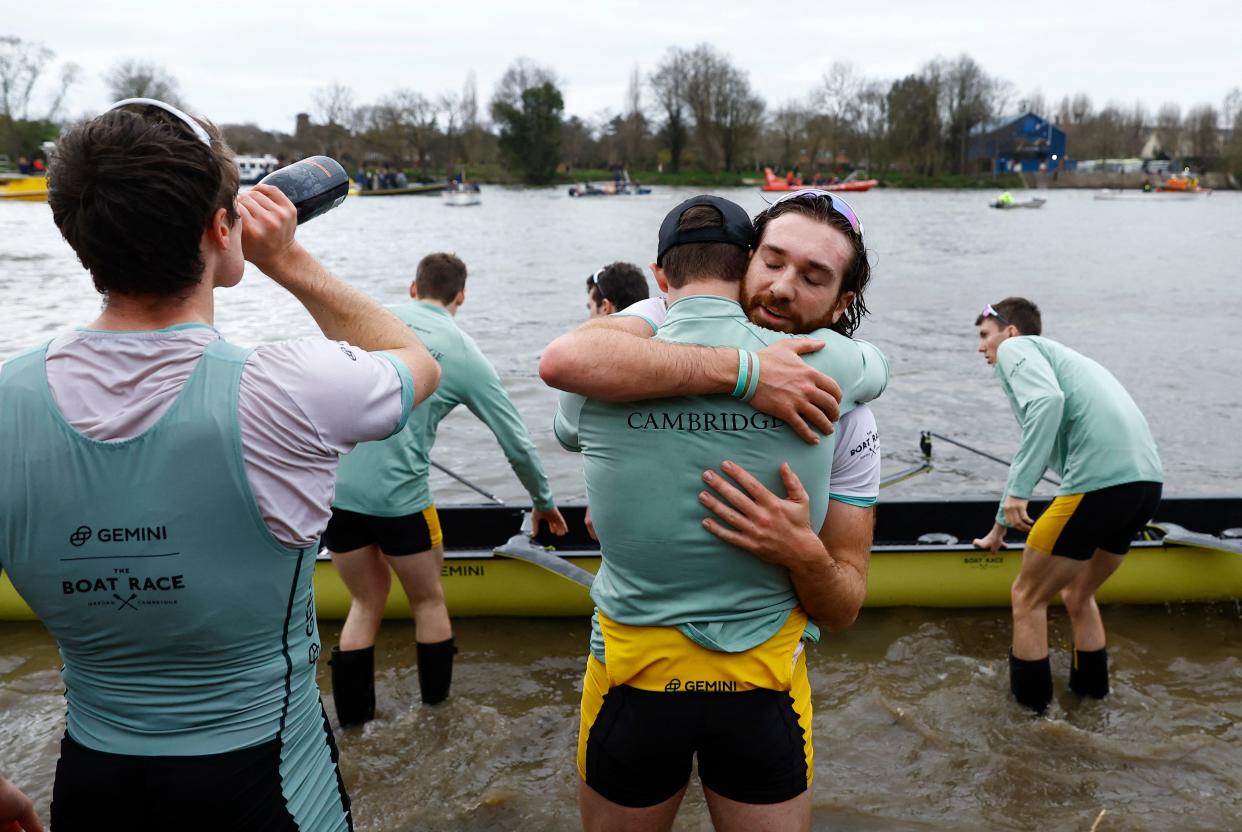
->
[0,339,347,830]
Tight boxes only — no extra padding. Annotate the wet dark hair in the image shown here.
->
[587,261,649,311]
[416,252,468,303]
[49,105,240,298]
[660,206,750,289]
[975,296,1042,335]
[753,197,871,337]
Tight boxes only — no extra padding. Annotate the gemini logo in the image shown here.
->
[70,526,92,547]
[663,677,738,692]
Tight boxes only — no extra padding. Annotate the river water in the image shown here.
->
[2,187,1241,829]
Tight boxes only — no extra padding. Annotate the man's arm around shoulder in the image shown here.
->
[539,314,843,444]
[540,314,732,401]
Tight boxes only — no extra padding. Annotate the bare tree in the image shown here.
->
[1019,89,1048,118]
[1224,87,1242,132]
[1225,89,1242,176]
[439,90,462,165]
[713,64,764,171]
[854,80,889,169]
[1185,104,1221,161]
[886,73,941,175]
[1071,93,1093,125]
[816,60,862,168]
[618,65,647,168]
[1156,103,1182,157]
[395,89,439,167]
[649,48,690,172]
[934,54,1008,174]
[459,70,483,164]
[104,59,183,107]
[312,82,356,128]
[493,58,558,110]
[682,44,729,170]
[0,36,54,120]
[45,62,82,121]
[310,82,357,158]
[770,101,805,170]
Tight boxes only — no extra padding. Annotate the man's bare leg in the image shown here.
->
[385,546,451,643]
[1010,545,1088,660]
[386,546,454,702]
[332,545,392,650]
[579,779,687,832]
[1009,545,1088,711]
[1060,547,1126,697]
[703,786,811,832]
[1059,548,1125,652]
[329,544,392,725]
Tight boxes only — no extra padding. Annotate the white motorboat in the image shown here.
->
[443,182,481,207]
[1093,189,1203,202]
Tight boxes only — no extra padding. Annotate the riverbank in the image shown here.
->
[398,165,1237,190]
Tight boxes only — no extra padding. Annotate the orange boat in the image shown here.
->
[1156,172,1212,194]
[761,167,877,193]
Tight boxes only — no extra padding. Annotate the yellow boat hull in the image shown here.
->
[0,174,49,202]
[4,539,1238,622]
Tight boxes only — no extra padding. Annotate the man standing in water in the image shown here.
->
[325,252,567,723]
[0,100,441,830]
[585,261,650,318]
[972,298,1162,713]
[543,194,888,830]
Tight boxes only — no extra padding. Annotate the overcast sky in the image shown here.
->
[7,0,1241,132]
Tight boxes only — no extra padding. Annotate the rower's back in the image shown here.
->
[995,335,1161,493]
[556,295,888,652]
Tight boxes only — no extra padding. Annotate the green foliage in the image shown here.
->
[0,117,59,162]
[492,82,564,185]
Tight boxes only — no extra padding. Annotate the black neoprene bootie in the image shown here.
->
[1069,647,1109,698]
[330,645,375,727]
[416,638,457,705]
[1009,651,1053,714]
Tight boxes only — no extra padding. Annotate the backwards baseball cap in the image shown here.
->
[656,194,755,266]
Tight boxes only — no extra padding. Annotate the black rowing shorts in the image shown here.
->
[1027,481,1163,560]
[322,505,443,556]
[580,671,811,807]
[51,706,352,831]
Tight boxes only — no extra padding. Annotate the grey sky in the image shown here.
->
[8,0,1241,132]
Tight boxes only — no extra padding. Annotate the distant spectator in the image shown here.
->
[585,261,650,318]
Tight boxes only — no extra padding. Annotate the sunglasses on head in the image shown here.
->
[980,303,1010,327]
[588,267,612,302]
[107,98,212,147]
[771,188,864,239]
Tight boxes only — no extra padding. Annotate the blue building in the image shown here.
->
[968,112,1068,173]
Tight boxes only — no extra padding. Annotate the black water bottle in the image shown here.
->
[257,156,349,224]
